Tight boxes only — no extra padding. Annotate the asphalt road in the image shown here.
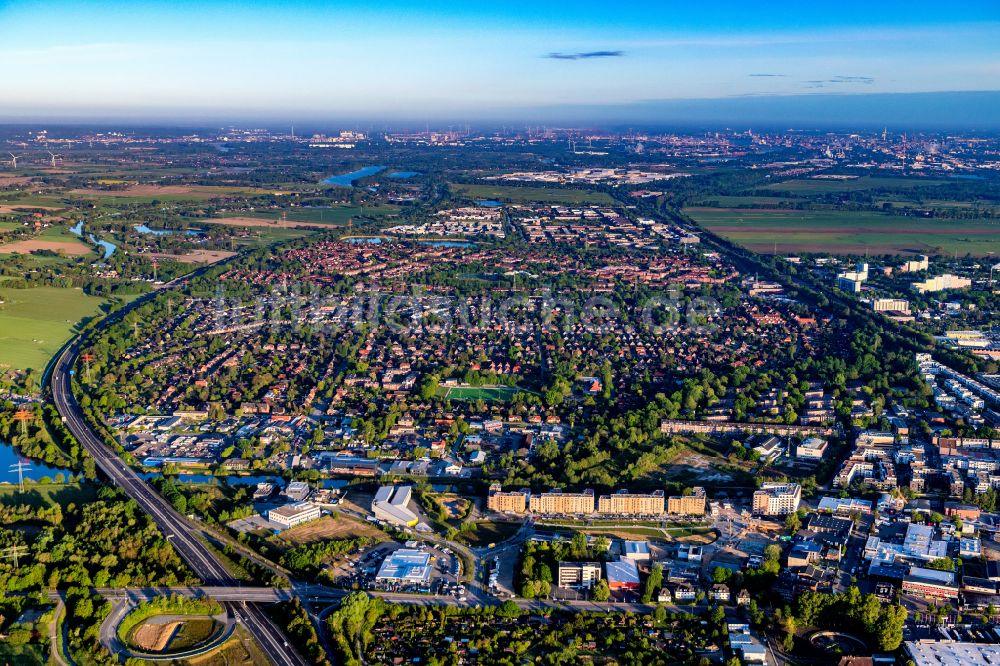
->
[48,267,310,666]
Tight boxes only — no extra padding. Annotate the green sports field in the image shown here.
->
[441,385,527,402]
[684,207,1000,256]
[0,286,108,370]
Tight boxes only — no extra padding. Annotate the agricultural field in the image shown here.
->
[449,183,615,205]
[685,207,1000,256]
[211,204,399,228]
[761,175,954,194]
[692,195,805,208]
[0,286,109,370]
[68,184,269,204]
[440,384,528,402]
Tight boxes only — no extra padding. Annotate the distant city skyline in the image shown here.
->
[1,0,999,125]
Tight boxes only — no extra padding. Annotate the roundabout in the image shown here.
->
[806,630,868,657]
[104,598,236,661]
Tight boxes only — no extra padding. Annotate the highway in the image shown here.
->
[47,266,310,666]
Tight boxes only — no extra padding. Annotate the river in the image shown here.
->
[134,224,203,237]
[68,221,117,260]
[321,166,386,187]
[0,439,68,484]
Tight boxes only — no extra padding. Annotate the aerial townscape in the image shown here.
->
[1,2,1000,666]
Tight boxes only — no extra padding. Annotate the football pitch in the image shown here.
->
[442,385,526,402]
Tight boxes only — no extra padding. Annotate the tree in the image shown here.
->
[711,567,732,584]
[498,600,520,618]
[642,564,663,603]
[784,512,802,533]
[927,557,955,572]
[592,580,610,602]
[874,605,907,651]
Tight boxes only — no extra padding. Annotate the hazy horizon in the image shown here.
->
[2,91,1000,132]
[2,0,999,127]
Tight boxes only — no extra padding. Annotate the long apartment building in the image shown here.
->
[529,489,596,515]
[752,483,802,516]
[597,489,665,516]
[488,484,707,517]
[486,483,530,514]
[667,487,707,515]
[660,419,834,438]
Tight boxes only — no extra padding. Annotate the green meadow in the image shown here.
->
[0,286,108,370]
[685,207,1000,256]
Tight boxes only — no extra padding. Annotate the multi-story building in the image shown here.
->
[597,489,664,516]
[486,483,529,514]
[660,419,833,438]
[912,274,972,294]
[796,437,828,459]
[752,483,802,516]
[899,255,929,273]
[529,489,595,515]
[268,501,321,529]
[557,561,602,589]
[667,487,707,515]
[870,298,911,314]
[902,566,958,600]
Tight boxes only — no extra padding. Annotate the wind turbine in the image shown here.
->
[7,153,22,169]
[46,150,59,168]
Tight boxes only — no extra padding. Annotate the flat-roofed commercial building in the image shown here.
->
[817,496,873,514]
[375,548,432,583]
[486,483,529,514]
[621,541,652,562]
[605,558,641,591]
[905,641,1000,666]
[268,502,321,529]
[752,483,801,516]
[372,485,419,527]
[667,487,707,515]
[557,561,601,589]
[529,489,595,515]
[902,566,958,600]
[597,489,664,516]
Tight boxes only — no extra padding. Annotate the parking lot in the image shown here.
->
[328,541,467,598]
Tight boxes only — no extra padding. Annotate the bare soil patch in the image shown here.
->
[274,514,388,547]
[0,176,33,186]
[70,184,197,197]
[132,620,181,652]
[146,250,237,264]
[0,204,65,213]
[0,239,91,255]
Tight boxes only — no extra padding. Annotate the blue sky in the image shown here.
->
[1,0,998,123]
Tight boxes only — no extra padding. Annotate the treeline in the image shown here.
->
[280,537,374,578]
[794,586,907,652]
[269,598,332,666]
